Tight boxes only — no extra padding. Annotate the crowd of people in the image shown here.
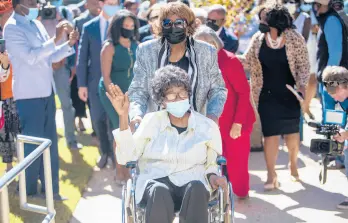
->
[1,0,348,220]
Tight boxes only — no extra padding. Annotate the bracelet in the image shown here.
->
[1,63,10,70]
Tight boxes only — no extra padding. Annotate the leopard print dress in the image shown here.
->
[0,97,21,163]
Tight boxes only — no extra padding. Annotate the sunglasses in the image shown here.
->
[206,18,224,24]
[283,0,296,3]
[162,18,186,29]
[323,81,348,88]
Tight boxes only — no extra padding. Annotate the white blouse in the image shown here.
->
[113,110,222,204]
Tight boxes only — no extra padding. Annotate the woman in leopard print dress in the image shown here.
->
[0,4,20,172]
[238,3,310,190]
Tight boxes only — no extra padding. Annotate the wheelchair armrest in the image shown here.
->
[216,156,227,166]
[126,161,137,169]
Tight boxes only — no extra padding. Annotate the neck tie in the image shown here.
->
[104,20,109,41]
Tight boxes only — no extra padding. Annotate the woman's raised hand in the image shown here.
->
[106,84,130,117]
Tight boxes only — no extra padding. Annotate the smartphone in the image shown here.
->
[0,39,5,53]
[74,21,78,31]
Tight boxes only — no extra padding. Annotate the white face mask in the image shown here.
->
[166,99,190,118]
[285,3,297,15]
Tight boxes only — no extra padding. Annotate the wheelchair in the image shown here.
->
[121,156,235,223]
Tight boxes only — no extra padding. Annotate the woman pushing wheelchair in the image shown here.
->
[107,65,227,223]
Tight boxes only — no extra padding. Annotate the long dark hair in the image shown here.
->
[266,3,296,36]
[108,10,140,45]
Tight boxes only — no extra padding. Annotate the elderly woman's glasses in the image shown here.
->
[162,18,186,29]
[165,91,189,102]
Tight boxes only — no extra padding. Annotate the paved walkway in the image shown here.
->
[69,100,348,223]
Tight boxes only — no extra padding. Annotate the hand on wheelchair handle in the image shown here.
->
[130,116,142,133]
[209,174,227,191]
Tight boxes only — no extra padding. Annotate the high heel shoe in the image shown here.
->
[264,178,280,191]
[290,175,300,182]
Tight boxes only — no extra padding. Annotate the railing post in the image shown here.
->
[0,136,55,223]
[43,147,55,223]
[0,185,10,223]
[17,140,27,209]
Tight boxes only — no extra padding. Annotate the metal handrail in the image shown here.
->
[0,135,56,223]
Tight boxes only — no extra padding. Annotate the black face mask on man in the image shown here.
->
[121,28,135,39]
[162,27,186,44]
[259,23,270,33]
[206,20,220,32]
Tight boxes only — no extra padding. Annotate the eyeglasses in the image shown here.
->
[162,18,186,29]
[164,91,189,102]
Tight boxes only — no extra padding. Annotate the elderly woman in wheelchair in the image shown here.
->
[107,65,233,223]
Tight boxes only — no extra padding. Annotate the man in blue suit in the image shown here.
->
[206,4,239,53]
[5,0,79,200]
[77,0,120,168]
[72,0,100,137]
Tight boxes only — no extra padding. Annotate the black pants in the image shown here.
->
[70,75,87,118]
[140,177,209,223]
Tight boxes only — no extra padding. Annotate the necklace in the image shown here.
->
[170,46,186,63]
[267,33,283,49]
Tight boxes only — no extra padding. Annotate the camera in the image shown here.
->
[309,109,346,184]
[39,1,57,20]
[309,122,343,155]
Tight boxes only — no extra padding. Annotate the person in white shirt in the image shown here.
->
[109,65,227,223]
[4,0,79,200]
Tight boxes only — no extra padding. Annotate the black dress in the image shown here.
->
[258,40,301,137]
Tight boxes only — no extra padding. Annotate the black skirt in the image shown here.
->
[258,89,300,137]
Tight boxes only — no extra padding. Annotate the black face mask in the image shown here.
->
[121,28,135,39]
[162,27,186,44]
[259,23,270,33]
[206,20,220,32]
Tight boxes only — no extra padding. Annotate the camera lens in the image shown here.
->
[44,9,53,17]
[319,142,330,153]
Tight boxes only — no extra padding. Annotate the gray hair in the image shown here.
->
[193,25,224,50]
[192,7,208,19]
[151,65,192,105]
[207,4,227,16]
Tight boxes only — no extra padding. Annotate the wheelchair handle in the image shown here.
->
[216,156,227,166]
[126,161,137,169]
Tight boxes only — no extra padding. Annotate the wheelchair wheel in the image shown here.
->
[122,185,127,223]
[228,182,235,223]
[122,179,136,223]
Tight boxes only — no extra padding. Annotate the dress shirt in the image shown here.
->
[216,26,222,36]
[4,13,75,100]
[99,15,112,43]
[113,110,222,204]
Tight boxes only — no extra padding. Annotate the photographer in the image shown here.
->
[321,65,348,209]
[41,4,82,150]
[4,0,79,200]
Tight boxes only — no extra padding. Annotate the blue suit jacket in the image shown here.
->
[219,27,239,54]
[76,16,103,93]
